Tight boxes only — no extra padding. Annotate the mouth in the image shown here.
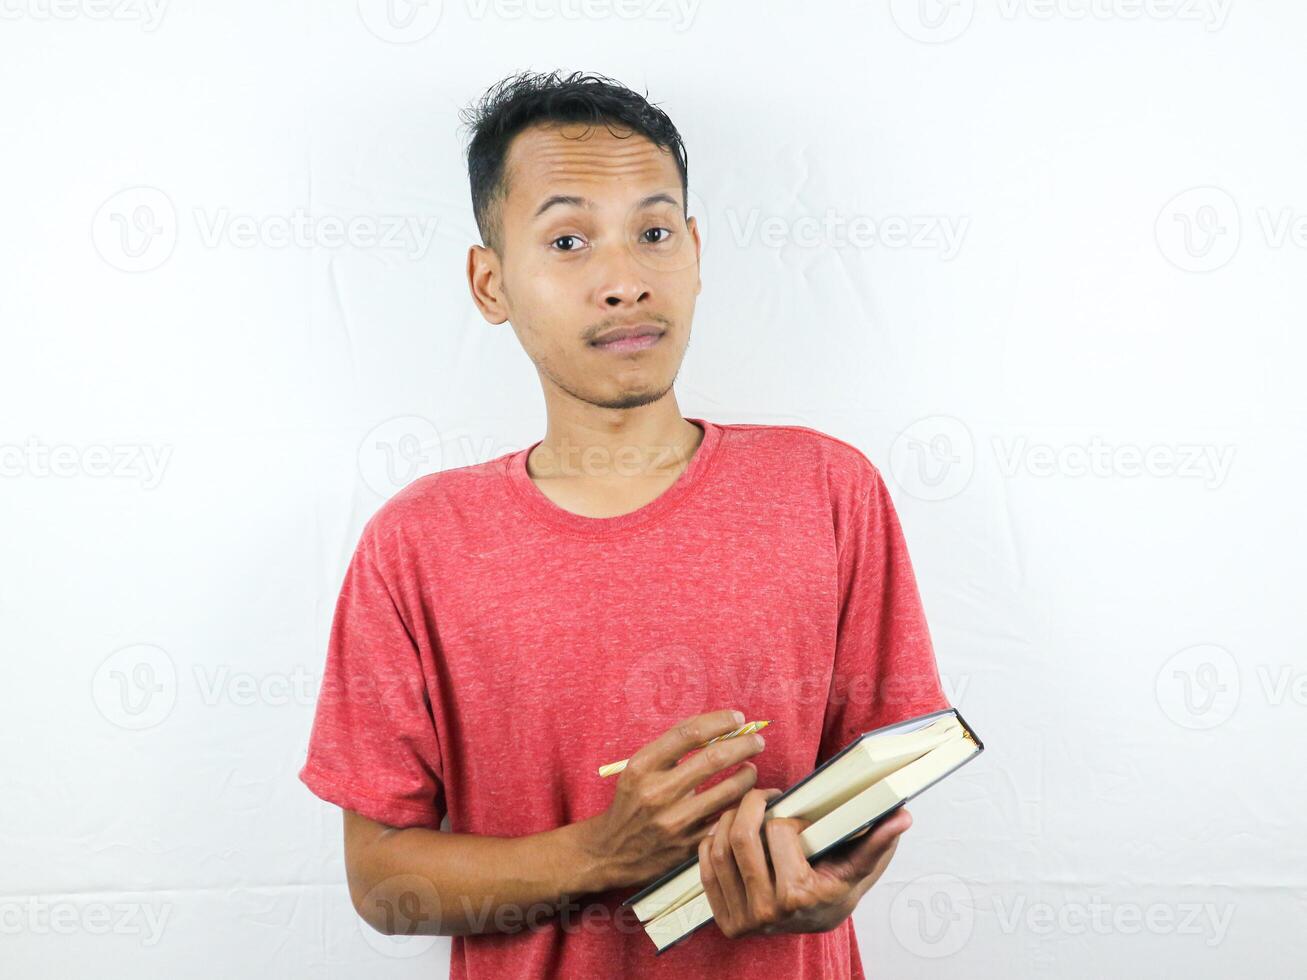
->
[588,325,666,354]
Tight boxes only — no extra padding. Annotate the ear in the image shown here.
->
[688,215,703,294]
[467,243,509,325]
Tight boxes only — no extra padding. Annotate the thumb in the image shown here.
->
[824,808,913,883]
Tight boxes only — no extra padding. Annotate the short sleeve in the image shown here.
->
[298,526,446,829]
[817,463,952,764]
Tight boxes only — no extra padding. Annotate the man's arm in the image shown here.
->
[343,709,766,937]
[344,810,612,937]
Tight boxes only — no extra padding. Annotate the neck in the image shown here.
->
[527,400,703,483]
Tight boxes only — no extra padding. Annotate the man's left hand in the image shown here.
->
[698,787,911,939]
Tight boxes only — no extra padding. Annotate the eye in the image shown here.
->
[551,234,586,252]
[642,227,675,245]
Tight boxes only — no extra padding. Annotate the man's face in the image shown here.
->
[474,121,701,411]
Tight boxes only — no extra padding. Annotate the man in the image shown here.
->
[299,69,951,979]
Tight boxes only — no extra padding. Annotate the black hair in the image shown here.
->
[459,70,689,256]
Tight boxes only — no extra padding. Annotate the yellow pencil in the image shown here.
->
[597,720,771,778]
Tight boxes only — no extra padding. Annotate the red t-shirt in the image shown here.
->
[299,417,951,979]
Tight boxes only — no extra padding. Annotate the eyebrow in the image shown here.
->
[532,191,681,220]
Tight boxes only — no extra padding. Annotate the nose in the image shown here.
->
[596,245,652,308]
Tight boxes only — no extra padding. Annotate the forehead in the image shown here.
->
[502,121,681,217]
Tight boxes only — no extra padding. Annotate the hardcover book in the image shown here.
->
[620,707,984,953]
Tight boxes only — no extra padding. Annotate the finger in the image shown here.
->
[698,834,727,931]
[856,820,907,889]
[695,785,782,847]
[629,710,747,773]
[819,808,913,889]
[854,808,912,870]
[876,806,912,839]
[666,729,767,798]
[661,761,759,832]
[728,789,780,927]
[705,806,749,926]
[764,816,817,889]
[841,831,905,907]
[687,785,783,848]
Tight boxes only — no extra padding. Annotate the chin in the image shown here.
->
[589,379,677,411]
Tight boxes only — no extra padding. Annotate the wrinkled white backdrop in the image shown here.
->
[2,1,1303,976]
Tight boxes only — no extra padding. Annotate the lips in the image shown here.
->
[589,324,664,347]
[591,332,662,354]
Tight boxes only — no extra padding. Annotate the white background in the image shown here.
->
[2,0,1304,976]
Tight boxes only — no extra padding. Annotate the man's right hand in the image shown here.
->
[576,709,767,891]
